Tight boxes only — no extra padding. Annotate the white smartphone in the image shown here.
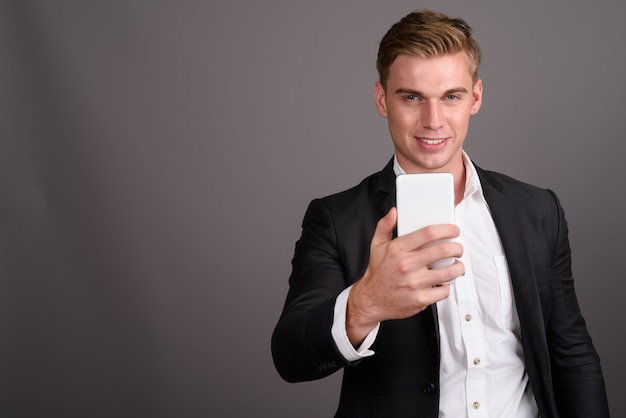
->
[396,172,455,270]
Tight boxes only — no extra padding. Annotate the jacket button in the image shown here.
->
[318,361,338,372]
[423,383,436,395]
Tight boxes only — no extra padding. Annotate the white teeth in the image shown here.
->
[419,138,445,145]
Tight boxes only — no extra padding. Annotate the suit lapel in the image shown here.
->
[477,168,544,330]
[476,167,550,376]
[377,158,397,218]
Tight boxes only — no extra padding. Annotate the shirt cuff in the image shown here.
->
[331,285,380,362]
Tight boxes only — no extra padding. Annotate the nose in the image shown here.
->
[422,101,444,129]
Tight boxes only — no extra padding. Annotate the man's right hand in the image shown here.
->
[346,207,464,346]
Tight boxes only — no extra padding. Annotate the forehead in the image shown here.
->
[387,53,474,91]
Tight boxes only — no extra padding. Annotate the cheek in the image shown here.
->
[447,109,472,130]
[388,108,418,131]
[389,118,412,139]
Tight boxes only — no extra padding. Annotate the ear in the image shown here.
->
[470,78,483,115]
[374,81,388,118]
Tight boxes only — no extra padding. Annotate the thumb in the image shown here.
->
[371,207,397,247]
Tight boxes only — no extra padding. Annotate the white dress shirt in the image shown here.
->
[331,152,538,417]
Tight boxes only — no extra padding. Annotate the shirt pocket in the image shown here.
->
[494,255,518,330]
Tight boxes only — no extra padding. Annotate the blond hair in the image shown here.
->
[376,10,481,88]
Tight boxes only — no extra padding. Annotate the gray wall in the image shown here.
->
[1,1,624,417]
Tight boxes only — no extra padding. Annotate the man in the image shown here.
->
[272,10,609,417]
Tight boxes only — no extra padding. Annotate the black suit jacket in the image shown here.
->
[272,159,609,417]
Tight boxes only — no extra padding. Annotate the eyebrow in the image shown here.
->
[394,87,469,96]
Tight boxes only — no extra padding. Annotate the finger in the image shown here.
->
[428,282,452,300]
[432,259,465,286]
[395,240,462,275]
[422,240,464,265]
[454,259,465,276]
[401,223,460,251]
[371,207,397,247]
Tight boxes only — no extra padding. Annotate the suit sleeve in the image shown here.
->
[544,190,610,417]
[271,198,354,383]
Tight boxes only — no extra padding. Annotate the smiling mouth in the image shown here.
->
[417,138,446,145]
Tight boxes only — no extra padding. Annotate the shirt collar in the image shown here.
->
[392,151,484,201]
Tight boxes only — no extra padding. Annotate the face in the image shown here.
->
[374,52,482,177]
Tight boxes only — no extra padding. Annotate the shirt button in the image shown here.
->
[473,401,480,409]
[473,358,481,366]
[465,314,472,321]
[423,383,436,395]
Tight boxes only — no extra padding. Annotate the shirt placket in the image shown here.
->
[454,254,488,418]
